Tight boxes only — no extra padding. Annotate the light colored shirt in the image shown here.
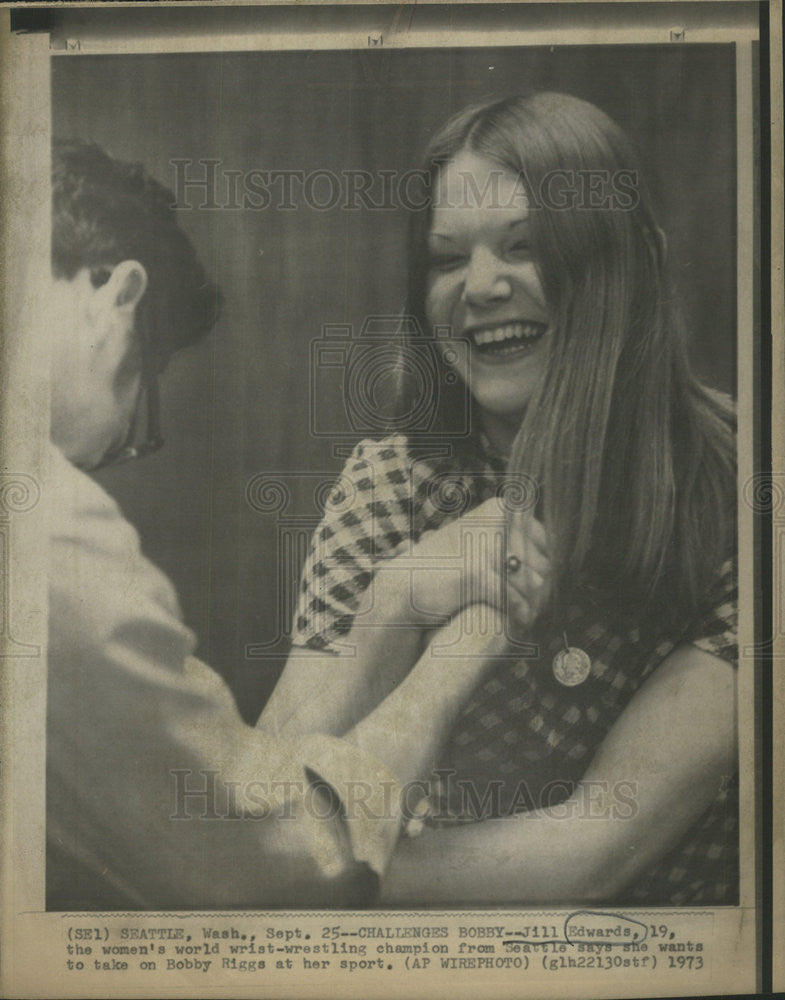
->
[45,444,402,910]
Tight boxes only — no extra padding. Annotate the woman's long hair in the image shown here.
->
[398,92,736,621]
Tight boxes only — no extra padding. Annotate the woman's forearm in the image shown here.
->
[380,795,629,906]
[379,644,737,906]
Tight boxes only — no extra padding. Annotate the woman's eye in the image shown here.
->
[427,253,466,272]
[508,240,534,259]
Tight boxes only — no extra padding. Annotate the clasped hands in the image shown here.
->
[372,497,551,645]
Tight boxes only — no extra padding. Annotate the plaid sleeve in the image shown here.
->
[688,558,738,668]
[290,436,418,652]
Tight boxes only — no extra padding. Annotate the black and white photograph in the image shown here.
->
[0,2,779,998]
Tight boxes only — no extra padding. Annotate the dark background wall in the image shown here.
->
[52,45,736,721]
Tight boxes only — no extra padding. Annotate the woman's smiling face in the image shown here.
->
[426,150,551,427]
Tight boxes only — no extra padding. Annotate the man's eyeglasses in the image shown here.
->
[93,331,165,471]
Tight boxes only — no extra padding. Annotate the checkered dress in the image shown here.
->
[292,435,739,906]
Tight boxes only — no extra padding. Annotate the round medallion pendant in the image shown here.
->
[552,646,592,687]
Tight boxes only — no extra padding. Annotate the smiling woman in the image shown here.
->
[426,150,551,438]
[259,92,738,908]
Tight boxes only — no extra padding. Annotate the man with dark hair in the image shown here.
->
[49,138,222,468]
[45,139,407,909]
[47,139,504,910]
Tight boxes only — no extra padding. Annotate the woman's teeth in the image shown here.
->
[470,321,547,354]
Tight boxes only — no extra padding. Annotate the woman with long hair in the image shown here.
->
[259,92,738,906]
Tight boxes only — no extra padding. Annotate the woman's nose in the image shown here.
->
[462,247,512,307]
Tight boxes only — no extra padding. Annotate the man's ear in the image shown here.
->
[104,259,148,314]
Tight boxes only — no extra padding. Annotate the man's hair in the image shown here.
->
[52,137,222,361]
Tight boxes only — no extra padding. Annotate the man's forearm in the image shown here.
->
[260,572,430,738]
[343,606,506,789]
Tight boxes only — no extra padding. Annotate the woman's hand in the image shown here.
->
[374,497,550,633]
[505,504,552,634]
